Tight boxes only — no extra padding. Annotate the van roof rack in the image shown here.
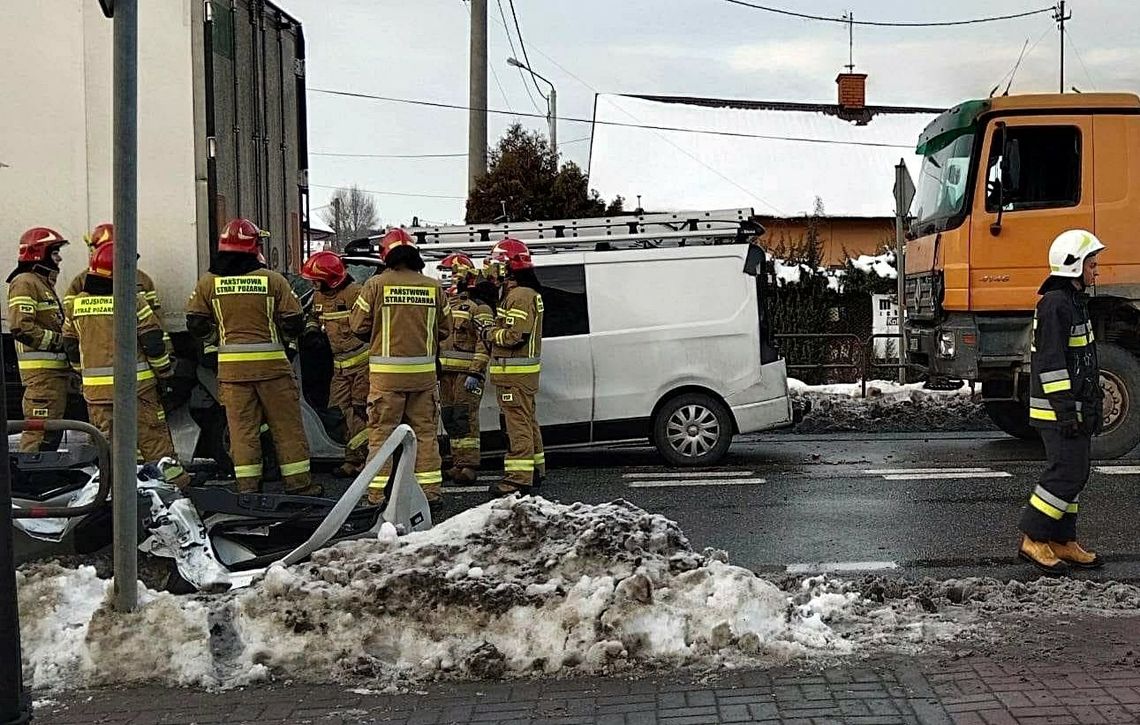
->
[350,208,764,259]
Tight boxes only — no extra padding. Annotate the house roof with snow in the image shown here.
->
[587,93,942,219]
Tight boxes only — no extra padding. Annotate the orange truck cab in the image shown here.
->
[905,92,1140,458]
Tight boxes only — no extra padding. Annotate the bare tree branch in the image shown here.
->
[319,185,380,251]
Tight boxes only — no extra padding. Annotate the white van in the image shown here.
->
[409,209,794,466]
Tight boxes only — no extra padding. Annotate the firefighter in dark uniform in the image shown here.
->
[1019,229,1106,574]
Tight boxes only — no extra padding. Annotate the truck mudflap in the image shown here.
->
[140,423,431,592]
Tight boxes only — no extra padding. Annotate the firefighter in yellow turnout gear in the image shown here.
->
[482,238,545,495]
[438,253,494,483]
[349,229,449,512]
[64,223,162,314]
[301,251,370,477]
[61,243,191,488]
[8,227,71,452]
[185,219,318,496]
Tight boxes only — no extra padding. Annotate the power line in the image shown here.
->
[496,0,542,112]
[506,0,546,99]
[1064,27,1098,91]
[312,151,468,159]
[717,0,1055,27]
[310,88,915,150]
[309,183,466,201]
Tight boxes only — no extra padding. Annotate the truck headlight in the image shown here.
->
[938,330,956,358]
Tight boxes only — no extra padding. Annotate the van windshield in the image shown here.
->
[912,131,975,236]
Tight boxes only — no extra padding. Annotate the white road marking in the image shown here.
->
[623,470,755,480]
[443,485,489,493]
[883,471,1012,480]
[863,467,992,475]
[786,561,899,574]
[627,478,766,488]
[1095,465,1140,475]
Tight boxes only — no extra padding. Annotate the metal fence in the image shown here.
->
[775,332,927,397]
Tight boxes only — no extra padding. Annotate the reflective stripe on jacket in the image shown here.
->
[349,268,449,392]
[1028,280,1100,429]
[185,270,302,382]
[487,286,543,387]
[7,271,68,374]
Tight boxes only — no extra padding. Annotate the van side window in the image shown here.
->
[535,265,589,337]
[984,126,1081,213]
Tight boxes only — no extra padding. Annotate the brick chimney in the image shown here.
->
[836,72,867,110]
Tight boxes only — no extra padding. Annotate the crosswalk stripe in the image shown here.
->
[443,485,488,493]
[1095,465,1140,475]
[627,478,766,488]
[623,470,755,480]
[786,561,898,574]
[863,467,992,475]
[883,471,1012,480]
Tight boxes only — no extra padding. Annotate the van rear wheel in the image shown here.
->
[652,393,733,466]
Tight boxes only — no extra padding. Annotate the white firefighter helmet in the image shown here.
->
[1048,229,1105,278]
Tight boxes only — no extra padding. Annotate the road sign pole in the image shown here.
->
[893,160,915,385]
[112,0,139,613]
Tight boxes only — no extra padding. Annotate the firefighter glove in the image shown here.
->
[1058,409,1081,439]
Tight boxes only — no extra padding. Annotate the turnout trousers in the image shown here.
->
[366,385,443,502]
[86,386,190,488]
[1019,429,1091,542]
[440,371,483,475]
[494,381,544,492]
[217,375,312,494]
[329,361,369,466]
[19,371,69,452]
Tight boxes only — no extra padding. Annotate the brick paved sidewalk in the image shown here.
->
[36,614,1140,725]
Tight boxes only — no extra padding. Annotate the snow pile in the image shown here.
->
[34,499,1140,691]
[17,564,214,690]
[850,251,897,280]
[232,498,858,681]
[789,378,993,433]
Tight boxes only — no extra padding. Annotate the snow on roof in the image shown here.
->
[588,94,940,219]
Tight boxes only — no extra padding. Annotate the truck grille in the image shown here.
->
[905,273,939,321]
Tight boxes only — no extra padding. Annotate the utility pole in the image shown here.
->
[468,0,488,191]
[332,196,343,250]
[1055,1,1070,93]
[112,0,139,613]
[547,87,557,159]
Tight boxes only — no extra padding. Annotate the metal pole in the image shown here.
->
[112,0,139,613]
[1059,0,1065,93]
[547,87,557,160]
[467,0,488,191]
[0,345,30,725]
[894,161,908,385]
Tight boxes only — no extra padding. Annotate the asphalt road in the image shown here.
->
[419,431,1140,583]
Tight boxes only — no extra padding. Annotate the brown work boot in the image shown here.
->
[286,483,325,498]
[451,467,478,484]
[1050,540,1103,569]
[488,481,531,498]
[1018,535,1070,576]
[236,480,261,494]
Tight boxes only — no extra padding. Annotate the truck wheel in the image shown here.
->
[1092,343,1140,459]
[652,392,733,467]
[983,399,1039,440]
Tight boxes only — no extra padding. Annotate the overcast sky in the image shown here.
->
[284,0,1140,227]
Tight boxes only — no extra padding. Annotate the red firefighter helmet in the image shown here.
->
[440,252,477,286]
[378,228,415,261]
[85,223,114,249]
[18,227,69,263]
[218,218,268,254]
[89,242,115,279]
[489,237,534,272]
[301,250,348,287]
